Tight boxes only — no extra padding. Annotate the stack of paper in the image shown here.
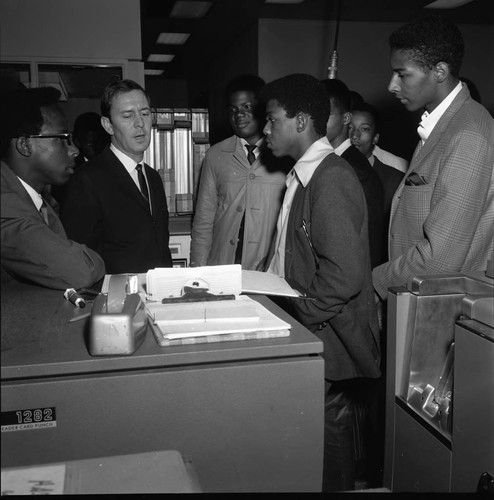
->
[101,266,300,347]
[147,295,291,345]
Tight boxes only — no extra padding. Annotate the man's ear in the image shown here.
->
[101,116,114,136]
[15,137,32,157]
[295,112,309,133]
[372,132,380,146]
[434,62,449,84]
[343,111,352,126]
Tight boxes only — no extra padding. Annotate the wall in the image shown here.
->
[146,78,190,109]
[0,0,143,128]
[258,19,494,160]
[0,0,141,61]
[206,23,259,144]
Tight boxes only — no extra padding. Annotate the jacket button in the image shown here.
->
[236,206,243,212]
[249,173,256,180]
[229,239,235,245]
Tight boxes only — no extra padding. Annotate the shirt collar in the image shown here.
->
[239,137,263,147]
[110,143,141,174]
[17,176,43,210]
[293,136,334,187]
[418,81,463,143]
[332,137,352,156]
[239,137,263,157]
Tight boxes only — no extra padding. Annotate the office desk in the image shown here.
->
[1,280,324,493]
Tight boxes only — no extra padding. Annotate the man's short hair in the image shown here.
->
[352,101,381,134]
[225,74,266,101]
[100,79,151,119]
[260,74,331,137]
[0,86,61,159]
[389,14,464,77]
[320,78,351,114]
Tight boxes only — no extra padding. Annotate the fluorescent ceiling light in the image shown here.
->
[156,32,190,45]
[147,54,175,63]
[265,0,305,4]
[145,69,165,76]
[425,0,474,8]
[170,1,212,18]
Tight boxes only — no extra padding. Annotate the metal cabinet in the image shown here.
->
[384,271,494,493]
[1,282,324,493]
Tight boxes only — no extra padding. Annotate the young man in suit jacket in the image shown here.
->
[373,15,494,301]
[1,87,105,290]
[60,80,172,274]
[320,78,386,268]
[261,74,381,492]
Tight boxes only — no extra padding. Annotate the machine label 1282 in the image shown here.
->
[1,407,57,432]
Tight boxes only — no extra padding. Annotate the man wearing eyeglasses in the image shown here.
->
[60,79,172,274]
[190,74,290,270]
[0,86,106,290]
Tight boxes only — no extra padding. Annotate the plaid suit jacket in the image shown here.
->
[373,85,494,299]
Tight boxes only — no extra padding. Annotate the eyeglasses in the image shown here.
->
[22,133,74,146]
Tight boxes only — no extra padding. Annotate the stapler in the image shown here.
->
[89,274,147,356]
[161,278,235,304]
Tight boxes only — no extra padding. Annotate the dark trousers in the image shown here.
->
[322,378,380,492]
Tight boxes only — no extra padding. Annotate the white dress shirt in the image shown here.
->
[18,177,43,211]
[110,144,152,212]
[417,81,463,143]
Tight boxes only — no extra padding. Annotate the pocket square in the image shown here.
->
[405,173,427,186]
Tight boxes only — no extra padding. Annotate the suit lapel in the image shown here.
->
[391,85,471,228]
[410,85,470,169]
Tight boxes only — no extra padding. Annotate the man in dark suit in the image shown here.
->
[261,74,381,492]
[60,79,172,274]
[321,78,386,268]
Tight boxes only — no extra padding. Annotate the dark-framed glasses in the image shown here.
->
[22,133,74,146]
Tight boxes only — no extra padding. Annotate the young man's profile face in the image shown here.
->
[326,98,348,144]
[102,89,152,162]
[263,99,297,159]
[31,105,79,188]
[388,48,439,113]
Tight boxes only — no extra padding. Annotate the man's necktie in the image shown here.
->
[39,199,49,226]
[234,144,257,265]
[245,144,256,165]
[136,164,150,202]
